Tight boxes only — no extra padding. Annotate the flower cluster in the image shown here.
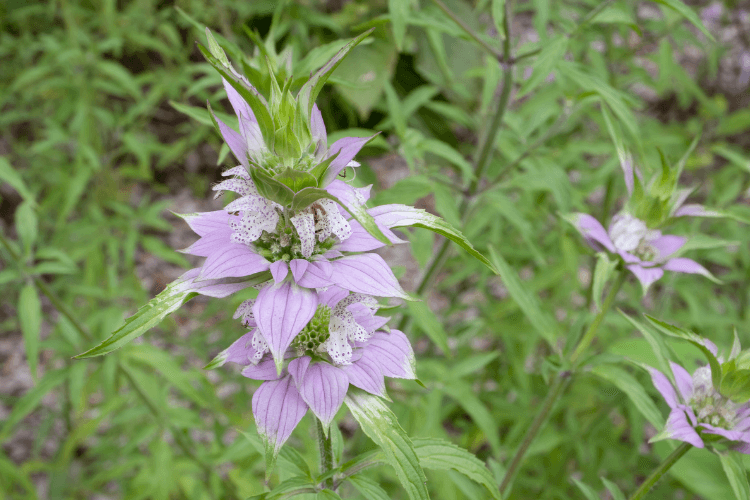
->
[648,351,750,453]
[569,151,718,291]
[180,70,423,458]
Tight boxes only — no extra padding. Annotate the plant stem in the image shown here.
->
[430,0,503,60]
[569,269,626,365]
[628,443,692,500]
[316,418,334,490]
[398,1,514,331]
[498,372,570,494]
[499,269,626,496]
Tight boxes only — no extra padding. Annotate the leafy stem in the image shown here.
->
[316,418,335,490]
[498,268,626,495]
[628,442,692,500]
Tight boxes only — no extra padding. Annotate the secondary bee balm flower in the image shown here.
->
[648,359,750,452]
[569,211,713,291]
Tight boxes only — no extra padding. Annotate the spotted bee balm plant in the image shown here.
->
[75,28,499,498]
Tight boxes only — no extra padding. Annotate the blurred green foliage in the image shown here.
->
[2,0,750,498]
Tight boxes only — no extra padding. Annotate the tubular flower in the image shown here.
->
[570,211,712,290]
[648,356,750,453]
[213,286,416,454]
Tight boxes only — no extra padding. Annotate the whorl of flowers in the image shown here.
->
[568,148,721,292]
[648,337,750,453]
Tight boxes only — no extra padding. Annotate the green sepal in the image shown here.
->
[308,151,340,184]
[297,29,374,123]
[720,366,750,403]
[197,43,276,151]
[644,315,722,389]
[292,187,391,245]
[273,168,318,193]
[251,168,296,206]
[205,27,230,66]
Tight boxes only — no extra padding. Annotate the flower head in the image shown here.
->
[214,286,415,454]
[648,357,750,453]
[569,211,712,291]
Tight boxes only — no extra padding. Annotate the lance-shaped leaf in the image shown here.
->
[412,438,501,499]
[297,29,374,123]
[74,270,270,358]
[345,388,430,500]
[368,204,498,274]
[644,315,722,389]
[292,187,391,245]
[719,452,750,500]
[197,42,276,151]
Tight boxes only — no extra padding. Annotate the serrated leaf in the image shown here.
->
[406,301,450,356]
[412,438,501,499]
[345,388,430,500]
[591,364,664,428]
[592,252,617,311]
[75,271,270,358]
[488,246,558,346]
[718,452,750,500]
[292,187,390,245]
[18,284,41,381]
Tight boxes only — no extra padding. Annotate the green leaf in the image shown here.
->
[592,252,617,311]
[591,364,664,428]
[406,301,451,356]
[316,491,342,500]
[380,205,496,274]
[197,44,275,151]
[644,315,722,389]
[618,310,672,378]
[345,388,430,500]
[273,168,318,192]
[412,438,501,499]
[653,0,715,42]
[15,201,38,254]
[517,35,568,98]
[441,382,502,454]
[349,474,391,500]
[74,271,271,358]
[205,28,229,66]
[491,0,506,40]
[488,246,558,346]
[718,452,750,500]
[0,368,68,442]
[18,284,41,381]
[291,187,390,245]
[601,477,626,500]
[572,478,600,500]
[250,168,296,206]
[389,0,409,51]
[720,368,750,403]
[0,156,35,204]
[297,29,375,123]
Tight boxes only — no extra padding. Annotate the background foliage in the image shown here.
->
[2,0,750,498]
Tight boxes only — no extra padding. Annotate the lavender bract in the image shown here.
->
[218,286,415,453]
[648,356,750,453]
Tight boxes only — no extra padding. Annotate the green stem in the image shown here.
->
[569,269,626,365]
[430,0,503,60]
[499,269,626,496]
[316,418,334,490]
[398,1,514,331]
[628,443,692,500]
